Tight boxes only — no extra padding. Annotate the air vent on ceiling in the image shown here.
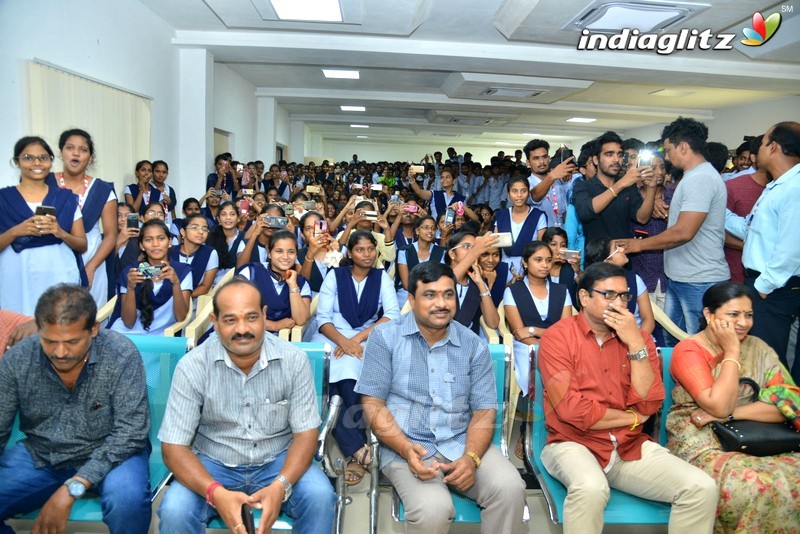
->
[566,1,710,34]
[431,133,462,137]
[450,117,493,125]
[481,87,545,99]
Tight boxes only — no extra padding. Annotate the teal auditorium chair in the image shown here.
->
[525,346,673,525]
[4,334,189,523]
[208,342,346,533]
[366,343,530,534]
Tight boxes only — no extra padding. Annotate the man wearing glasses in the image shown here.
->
[537,263,717,534]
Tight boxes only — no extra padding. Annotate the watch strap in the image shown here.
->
[465,451,481,469]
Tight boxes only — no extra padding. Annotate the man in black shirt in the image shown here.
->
[573,131,657,244]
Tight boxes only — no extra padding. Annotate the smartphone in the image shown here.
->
[637,150,654,168]
[351,183,362,192]
[390,193,400,203]
[563,249,581,261]
[404,204,419,214]
[265,216,289,229]
[126,213,140,228]
[280,170,288,179]
[362,210,379,222]
[302,200,317,210]
[137,262,163,280]
[444,209,456,225]
[236,163,244,173]
[491,232,513,248]
[241,504,256,534]
[239,200,251,215]
[634,229,649,239]
[621,152,630,172]
[313,219,328,237]
[214,189,224,197]
[35,206,56,217]
[240,188,255,196]
[241,167,251,186]
[283,204,294,216]
[306,185,320,194]
[370,184,383,191]
[409,164,425,174]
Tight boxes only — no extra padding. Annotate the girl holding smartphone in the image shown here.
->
[108,220,192,336]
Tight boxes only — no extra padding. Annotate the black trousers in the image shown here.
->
[330,379,366,458]
[745,272,800,384]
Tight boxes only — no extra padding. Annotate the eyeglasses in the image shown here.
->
[19,154,54,163]
[418,225,436,231]
[449,243,474,252]
[146,210,165,217]
[590,289,634,303]
[186,224,210,233]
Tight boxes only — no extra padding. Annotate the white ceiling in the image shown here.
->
[140,0,800,149]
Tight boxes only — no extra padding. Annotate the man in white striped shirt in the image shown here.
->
[157,278,335,534]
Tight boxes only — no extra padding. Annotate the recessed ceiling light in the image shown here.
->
[322,69,359,79]
[566,0,707,34]
[356,135,368,139]
[566,117,596,123]
[495,142,513,146]
[350,124,369,128]
[341,105,366,112]
[523,133,541,136]
[272,0,342,22]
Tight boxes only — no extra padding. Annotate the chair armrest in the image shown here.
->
[316,395,343,478]
[185,299,214,350]
[97,295,117,322]
[479,315,500,344]
[278,328,290,341]
[164,307,194,337]
[652,303,688,341]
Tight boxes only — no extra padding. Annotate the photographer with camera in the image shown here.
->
[525,139,576,227]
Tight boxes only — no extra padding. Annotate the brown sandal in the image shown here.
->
[344,459,366,486]
[353,444,373,470]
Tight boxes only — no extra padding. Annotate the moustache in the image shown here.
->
[431,308,452,315]
[231,333,256,341]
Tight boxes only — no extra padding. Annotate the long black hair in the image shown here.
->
[206,201,239,269]
[699,282,752,330]
[137,219,171,330]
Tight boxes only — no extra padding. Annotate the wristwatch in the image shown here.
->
[64,478,86,499]
[528,326,536,338]
[465,451,481,469]
[628,347,649,361]
[275,474,293,502]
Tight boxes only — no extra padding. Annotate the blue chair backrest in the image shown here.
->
[292,342,329,416]
[488,343,509,450]
[658,347,674,446]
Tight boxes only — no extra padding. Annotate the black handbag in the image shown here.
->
[710,377,800,457]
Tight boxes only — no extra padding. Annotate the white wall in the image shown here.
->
[623,96,800,148]
[0,0,179,190]
[276,104,290,147]
[213,63,257,162]
[321,140,519,166]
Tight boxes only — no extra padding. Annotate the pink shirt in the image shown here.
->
[725,174,765,283]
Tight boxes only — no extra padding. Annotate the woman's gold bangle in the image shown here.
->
[721,358,741,371]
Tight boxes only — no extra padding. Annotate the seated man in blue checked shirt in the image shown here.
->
[157,277,335,534]
[0,284,151,534]
[357,262,526,534]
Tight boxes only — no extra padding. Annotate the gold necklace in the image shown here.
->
[702,329,722,354]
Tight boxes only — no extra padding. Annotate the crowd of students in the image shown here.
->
[1,117,799,532]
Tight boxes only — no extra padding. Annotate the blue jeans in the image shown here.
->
[0,443,151,534]
[157,450,335,534]
[664,279,725,346]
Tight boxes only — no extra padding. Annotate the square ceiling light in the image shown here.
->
[566,1,709,33]
[271,0,342,22]
[323,69,360,79]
